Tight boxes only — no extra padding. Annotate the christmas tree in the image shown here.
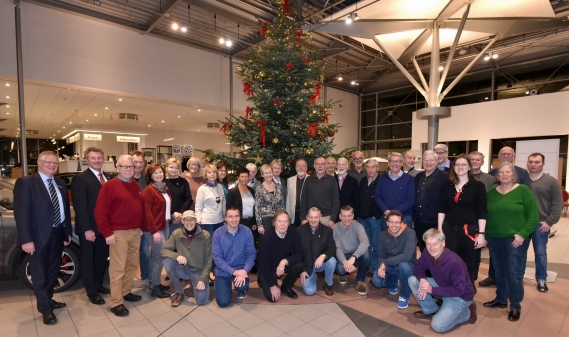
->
[201,0,353,177]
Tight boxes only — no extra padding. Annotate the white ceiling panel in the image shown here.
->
[450,0,556,19]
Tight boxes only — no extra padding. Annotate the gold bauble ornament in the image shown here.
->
[293,131,297,135]
[305,147,315,157]
[272,137,280,145]
[259,71,266,78]
[257,46,263,53]
[296,97,303,102]
[276,110,282,115]
[248,59,253,64]
[311,109,317,114]
[290,143,296,147]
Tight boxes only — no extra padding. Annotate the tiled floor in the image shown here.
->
[3,217,569,337]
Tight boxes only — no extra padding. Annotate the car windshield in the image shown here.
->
[0,179,15,210]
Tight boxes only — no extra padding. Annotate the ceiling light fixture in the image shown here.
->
[525,90,530,95]
[148,124,151,127]
[161,120,164,123]
[351,79,356,85]
[346,13,353,24]
[178,115,181,118]
[198,109,201,112]
[483,53,490,61]
[6,105,9,108]
[119,98,122,101]
[172,22,179,30]
[353,12,360,21]
[337,74,343,81]
[163,138,175,141]
[5,96,9,98]
[5,83,10,87]
[438,65,444,71]
[105,107,108,110]
[6,112,9,115]
[180,26,188,33]
[219,37,225,44]
[94,114,98,116]
[492,53,498,59]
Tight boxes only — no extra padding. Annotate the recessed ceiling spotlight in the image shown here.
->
[105,107,108,110]
[225,40,233,47]
[198,129,200,131]
[63,126,65,129]
[219,37,225,44]
[69,121,72,124]
[198,109,201,112]
[86,119,89,121]
[5,96,9,99]
[148,124,151,127]
[94,114,98,116]
[58,131,60,133]
[172,22,179,30]
[162,120,164,123]
[119,98,122,101]
[438,65,444,71]
[485,97,488,100]
[6,105,9,108]
[180,26,187,33]
[178,116,181,118]
[6,112,9,115]
[5,83,10,87]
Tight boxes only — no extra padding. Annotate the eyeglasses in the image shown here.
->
[40,160,59,165]
[423,159,436,163]
[455,163,469,168]
[118,165,134,169]
[434,151,446,155]
[501,153,514,157]
[388,160,402,163]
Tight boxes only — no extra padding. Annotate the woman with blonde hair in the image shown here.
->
[183,156,205,211]
[255,164,285,235]
[270,159,287,200]
[195,164,226,237]
[164,157,192,237]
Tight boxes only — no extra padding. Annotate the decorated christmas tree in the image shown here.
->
[202,0,353,177]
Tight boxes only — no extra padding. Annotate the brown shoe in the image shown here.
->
[171,293,184,307]
[323,284,334,296]
[468,302,477,324]
[413,310,436,320]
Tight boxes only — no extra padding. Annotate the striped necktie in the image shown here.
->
[48,178,61,227]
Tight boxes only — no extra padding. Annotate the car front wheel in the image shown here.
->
[20,245,82,293]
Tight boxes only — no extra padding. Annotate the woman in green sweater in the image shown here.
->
[484,162,538,322]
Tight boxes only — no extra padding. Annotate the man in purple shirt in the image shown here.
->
[409,229,477,333]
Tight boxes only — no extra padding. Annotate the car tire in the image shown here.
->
[20,245,82,293]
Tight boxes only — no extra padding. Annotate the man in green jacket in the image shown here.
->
[161,210,212,307]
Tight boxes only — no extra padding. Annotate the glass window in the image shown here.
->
[362,111,376,127]
[361,127,376,142]
[361,94,376,111]
[377,123,412,140]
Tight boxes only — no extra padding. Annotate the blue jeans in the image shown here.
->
[409,276,472,333]
[201,222,224,237]
[379,214,413,232]
[139,234,150,280]
[530,223,549,281]
[143,229,167,287]
[168,223,182,239]
[335,251,370,282]
[488,236,530,311]
[372,261,414,300]
[163,258,209,305]
[359,217,382,271]
[215,275,250,308]
[303,257,337,296]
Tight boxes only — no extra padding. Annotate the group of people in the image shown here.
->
[14,144,562,334]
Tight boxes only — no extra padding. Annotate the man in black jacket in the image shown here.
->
[357,159,382,273]
[413,151,449,252]
[297,207,337,296]
[71,147,114,305]
[336,157,359,220]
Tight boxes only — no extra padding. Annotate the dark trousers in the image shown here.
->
[414,218,437,253]
[241,217,259,248]
[292,210,302,228]
[31,225,64,313]
[79,234,109,296]
[443,224,480,282]
[258,261,303,302]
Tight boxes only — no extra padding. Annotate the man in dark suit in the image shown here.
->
[14,151,72,325]
[71,147,113,305]
[336,157,359,220]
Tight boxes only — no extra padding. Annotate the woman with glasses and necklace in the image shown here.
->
[438,154,487,288]
[141,164,171,298]
[164,158,192,237]
[255,164,285,236]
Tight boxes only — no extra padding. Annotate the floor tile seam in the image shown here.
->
[306,314,350,334]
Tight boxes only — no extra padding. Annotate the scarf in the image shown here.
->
[152,182,168,193]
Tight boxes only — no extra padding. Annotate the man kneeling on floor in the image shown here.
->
[333,205,370,295]
[160,210,212,307]
[409,229,477,333]
[298,207,337,296]
[212,206,256,307]
[371,210,416,310]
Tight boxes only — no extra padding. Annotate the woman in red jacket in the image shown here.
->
[142,163,171,298]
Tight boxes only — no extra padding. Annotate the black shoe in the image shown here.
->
[50,300,66,309]
[508,310,520,321]
[537,280,548,292]
[483,299,507,308]
[478,277,496,287]
[280,285,298,299]
[156,284,170,291]
[153,287,171,299]
[88,294,105,305]
[433,297,443,307]
[98,286,111,294]
[110,304,129,317]
[468,302,477,324]
[42,311,57,325]
[123,293,142,302]
[413,310,435,320]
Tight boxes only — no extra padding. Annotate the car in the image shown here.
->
[0,177,82,292]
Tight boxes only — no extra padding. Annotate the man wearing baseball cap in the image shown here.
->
[161,210,212,307]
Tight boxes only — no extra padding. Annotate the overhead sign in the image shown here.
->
[66,133,80,144]
[117,135,140,143]
[84,133,102,141]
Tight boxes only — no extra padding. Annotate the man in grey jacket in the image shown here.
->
[371,210,417,310]
[333,206,370,295]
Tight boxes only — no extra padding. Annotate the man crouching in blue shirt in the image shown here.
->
[212,206,257,307]
[409,229,477,333]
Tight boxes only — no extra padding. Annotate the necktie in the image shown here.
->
[99,172,105,185]
[48,178,61,227]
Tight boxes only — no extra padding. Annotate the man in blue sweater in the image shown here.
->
[374,152,415,231]
[409,229,477,333]
[371,210,417,310]
[212,206,257,307]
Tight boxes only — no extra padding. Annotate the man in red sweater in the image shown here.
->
[95,155,145,317]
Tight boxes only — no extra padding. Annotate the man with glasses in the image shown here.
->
[286,159,309,227]
[15,151,72,325]
[371,210,417,310]
[433,144,452,173]
[413,151,449,253]
[300,157,340,227]
[348,151,366,183]
[479,146,531,287]
[374,153,415,232]
[71,147,113,305]
[95,155,145,317]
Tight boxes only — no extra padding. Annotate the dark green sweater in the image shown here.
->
[486,185,538,239]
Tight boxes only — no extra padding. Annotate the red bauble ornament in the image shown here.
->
[339,103,343,107]
[240,152,245,157]
[299,120,303,124]
[285,63,294,71]
[328,130,335,137]
[349,153,352,158]
[248,140,252,143]
[289,160,293,164]
[307,170,313,175]
[257,20,261,25]
[304,59,310,64]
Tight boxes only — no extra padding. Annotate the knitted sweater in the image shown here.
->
[257,227,304,287]
[486,185,539,239]
[377,225,417,267]
[141,185,172,234]
[332,220,370,262]
[95,178,143,238]
[374,172,415,217]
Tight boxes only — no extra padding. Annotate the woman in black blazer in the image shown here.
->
[438,154,487,284]
[226,167,257,241]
